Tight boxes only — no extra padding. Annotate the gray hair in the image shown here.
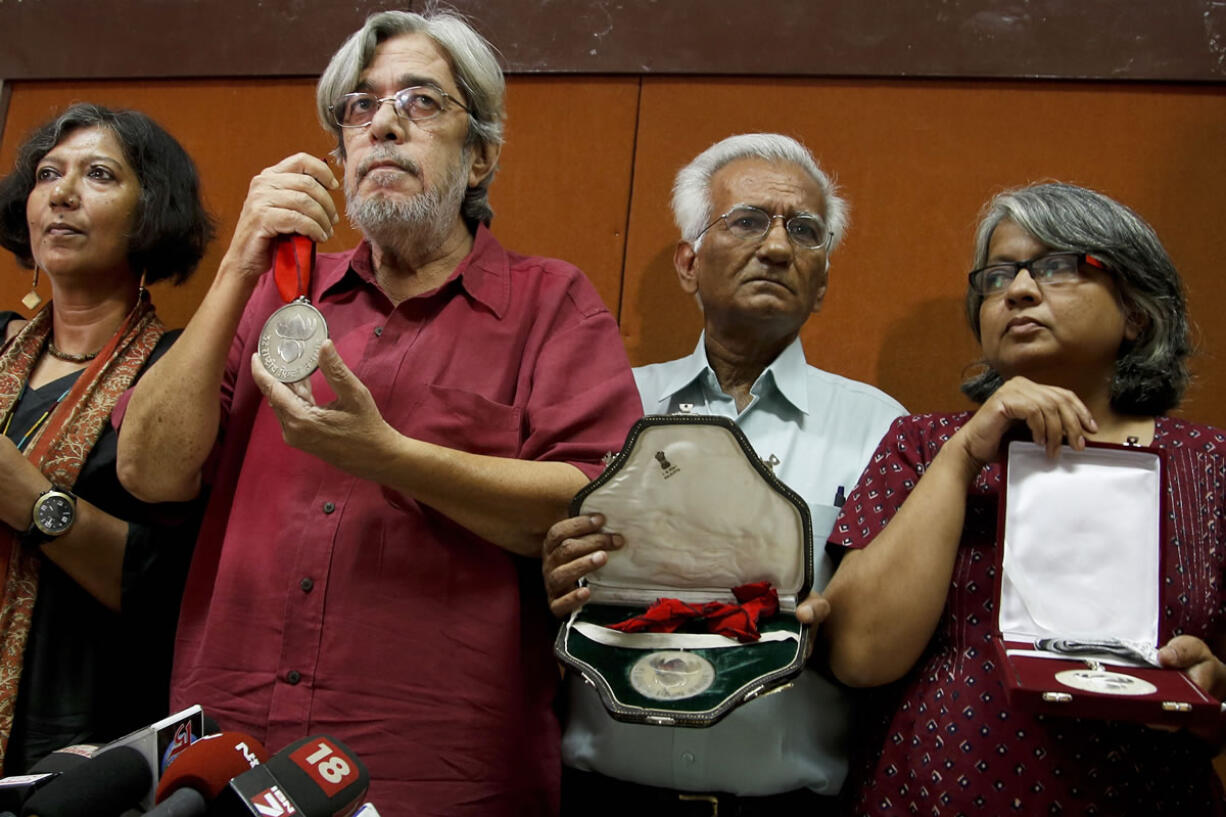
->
[315,9,506,225]
[671,133,849,252]
[962,182,1191,415]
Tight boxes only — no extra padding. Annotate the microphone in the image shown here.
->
[0,776,59,814]
[0,745,99,812]
[21,745,150,817]
[26,744,99,774]
[145,789,206,817]
[152,731,269,806]
[215,735,369,817]
[97,704,206,810]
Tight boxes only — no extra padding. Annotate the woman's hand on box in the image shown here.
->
[1157,634,1226,746]
[796,591,832,661]
[952,376,1098,465]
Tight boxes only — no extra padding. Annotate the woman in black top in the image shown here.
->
[0,103,213,772]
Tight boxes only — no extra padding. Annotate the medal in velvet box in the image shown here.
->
[992,440,1221,725]
[554,415,813,727]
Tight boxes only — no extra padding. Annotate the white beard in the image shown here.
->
[346,151,469,258]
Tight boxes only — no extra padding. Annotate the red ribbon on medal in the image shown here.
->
[273,235,316,303]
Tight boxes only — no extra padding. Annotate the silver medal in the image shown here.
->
[1053,669,1157,696]
[629,651,715,701]
[257,298,329,383]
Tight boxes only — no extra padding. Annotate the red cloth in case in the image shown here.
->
[607,582,779,642]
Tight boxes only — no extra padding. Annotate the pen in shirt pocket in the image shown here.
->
[833,485,845,508]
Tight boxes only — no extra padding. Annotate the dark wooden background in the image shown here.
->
[1,1,1224,427]
[1,0,1224,777]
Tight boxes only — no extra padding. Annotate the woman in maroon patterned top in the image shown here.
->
[822,182,1226,815]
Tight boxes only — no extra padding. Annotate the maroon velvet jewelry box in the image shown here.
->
[991,440,1221,726]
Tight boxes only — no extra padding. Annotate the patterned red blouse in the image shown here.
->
[831,412,1226,816]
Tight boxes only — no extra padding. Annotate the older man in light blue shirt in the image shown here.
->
[543,133,905,816]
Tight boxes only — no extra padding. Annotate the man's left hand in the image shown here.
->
[250,340,398,480]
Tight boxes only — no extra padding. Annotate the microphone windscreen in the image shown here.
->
[25,745,98,775]
[0,773,59,813]
[266,735,369,816]
[155,732,269,803]
[199,715,221,737]
[22,746,150,817]
[145,787,206,817]
[223,736,369,817]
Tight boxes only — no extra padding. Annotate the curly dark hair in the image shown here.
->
[0,103,214,284]
[962,182,1190,415]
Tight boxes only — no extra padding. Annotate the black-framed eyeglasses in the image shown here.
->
[695,205,831,251]
[968,252,1109,296]
[330,85,470,129]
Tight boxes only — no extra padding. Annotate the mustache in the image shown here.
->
[355,150,421,182]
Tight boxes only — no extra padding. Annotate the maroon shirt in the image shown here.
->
[832,413,1226,816]
[168,227,641,815]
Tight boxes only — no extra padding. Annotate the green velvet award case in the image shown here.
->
[554,415,813,727]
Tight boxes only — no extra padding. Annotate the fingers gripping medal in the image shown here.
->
[258,235,328,383]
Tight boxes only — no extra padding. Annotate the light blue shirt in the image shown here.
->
[561,333,906,795]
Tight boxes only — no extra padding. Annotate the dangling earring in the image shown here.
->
[134,270,153,308]
[21,267,42,311]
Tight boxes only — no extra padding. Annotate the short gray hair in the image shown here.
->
[671,133,848,251]
[962,182,1191,415]
[315,9,506,225]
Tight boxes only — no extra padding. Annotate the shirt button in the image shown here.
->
[374,326,383,337]
[286,670,301,685]
[322,502,335,514]
[299,577,314,592]
[681,752,695,764]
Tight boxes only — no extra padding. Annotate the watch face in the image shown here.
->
[34,494,74,535]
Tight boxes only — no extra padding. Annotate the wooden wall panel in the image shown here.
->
[623,78,1226,424]
[4,76,1226,428]
[0,76,640,330]
[487,77,640,311]
[4,0,1226,81]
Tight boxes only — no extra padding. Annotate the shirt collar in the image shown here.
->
[655,334,714,399]
[657,332,811,415]
[761,335,810,415]
[318,224,511,318]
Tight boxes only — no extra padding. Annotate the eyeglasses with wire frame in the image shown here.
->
[968,252,1109,296]
[695,205,832,251]
[330,85,471,129]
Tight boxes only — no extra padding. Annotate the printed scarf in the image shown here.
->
[0,294,164,764]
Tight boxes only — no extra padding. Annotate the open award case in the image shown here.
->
[992,440,1221,725]
[554,415,813,727]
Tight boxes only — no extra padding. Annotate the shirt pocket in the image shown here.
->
[808,502,841,588]
[383,383,523,459]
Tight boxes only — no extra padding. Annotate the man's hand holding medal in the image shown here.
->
[228,154,397,477]
[221,153,338,286]
[227,153,337,386]
[249,338,399,482]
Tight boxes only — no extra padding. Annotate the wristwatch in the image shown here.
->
[22,485,77,546]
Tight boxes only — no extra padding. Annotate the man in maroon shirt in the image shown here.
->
[116,10,641,815]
